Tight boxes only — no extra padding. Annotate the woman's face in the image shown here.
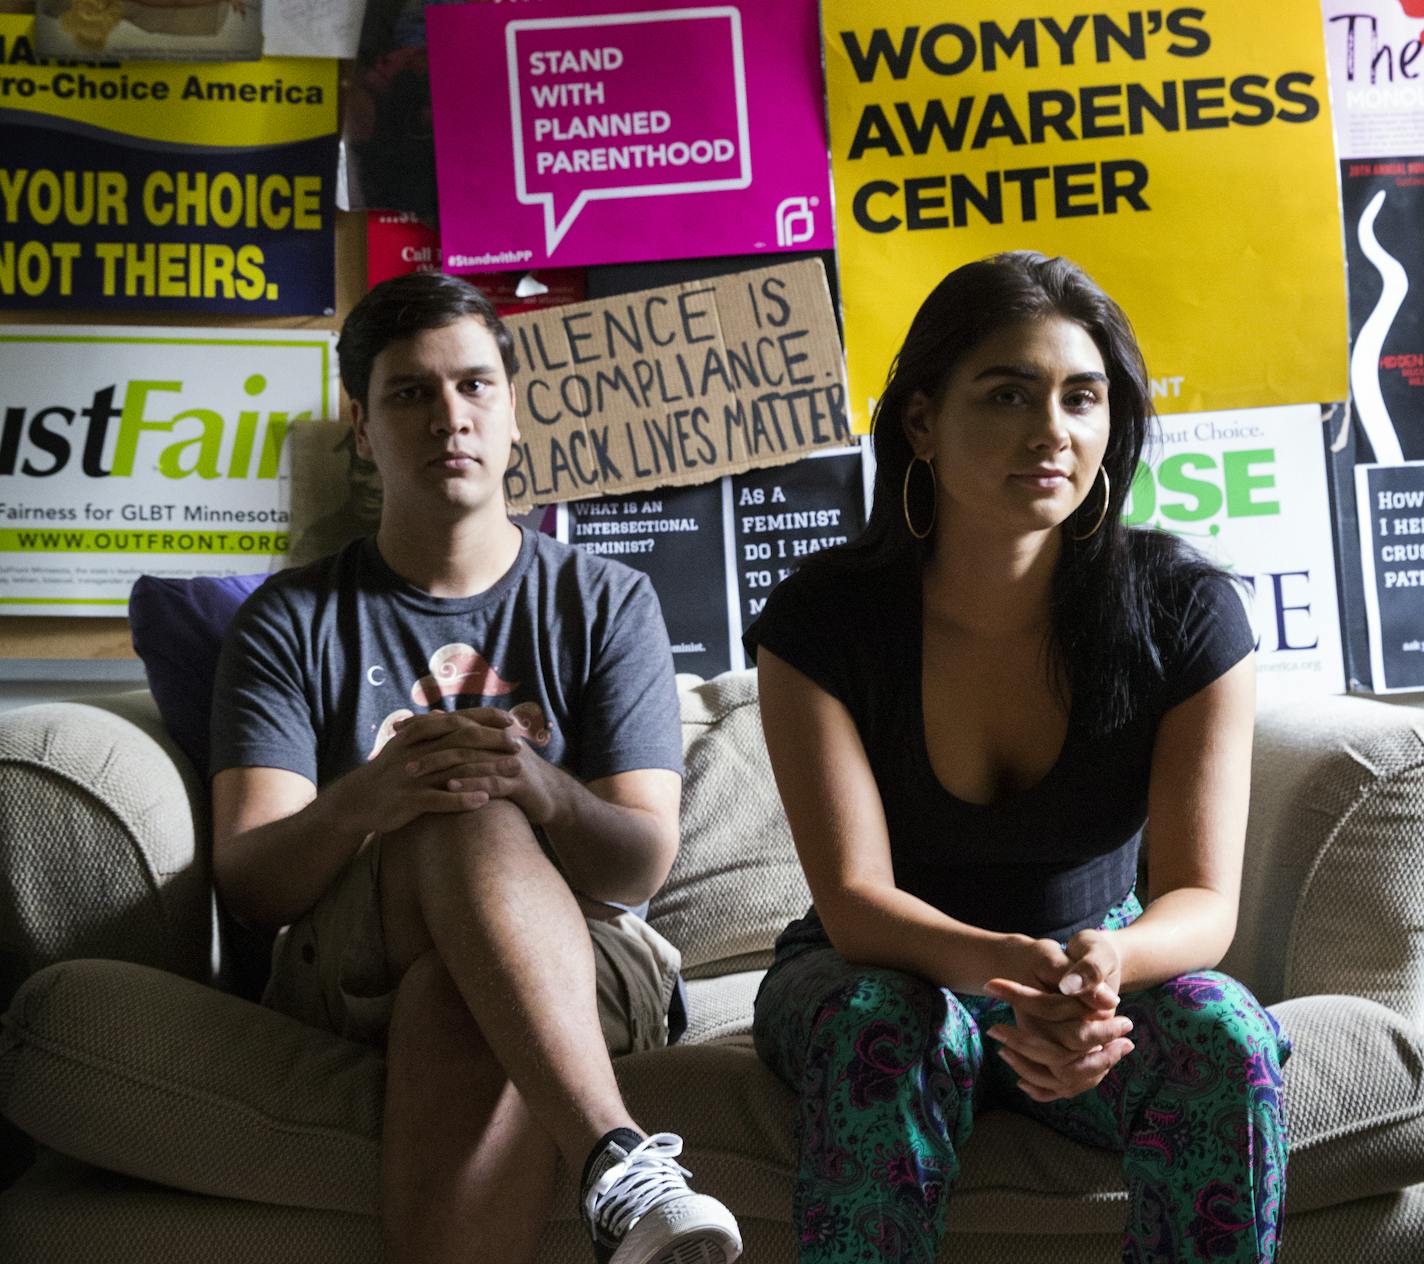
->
[904,315,1111,541]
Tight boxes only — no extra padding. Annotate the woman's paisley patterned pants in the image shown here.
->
[752,897,1289,1263]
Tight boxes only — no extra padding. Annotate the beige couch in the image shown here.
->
[2,671,1424,1262]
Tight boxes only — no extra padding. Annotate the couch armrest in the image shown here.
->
[0,692,215,1005]
[1219,694,1424,1025]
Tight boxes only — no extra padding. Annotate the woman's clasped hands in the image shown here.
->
[983,930,1134,1103]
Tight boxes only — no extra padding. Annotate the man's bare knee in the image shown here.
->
[448,799,538,849]
[381,802,555,977]
[390,948,495,1071]
[406,799,540,861]
[385,802,539,908]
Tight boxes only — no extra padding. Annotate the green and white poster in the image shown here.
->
[1124,403,1344,696]
[0,325,337,615]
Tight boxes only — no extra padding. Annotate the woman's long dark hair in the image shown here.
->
[815,250,1220,732]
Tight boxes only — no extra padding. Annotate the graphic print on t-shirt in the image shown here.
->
[368,640,554,760]
[413,643,519,706]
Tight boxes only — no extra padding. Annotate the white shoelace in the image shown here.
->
[585,1132,694,1239]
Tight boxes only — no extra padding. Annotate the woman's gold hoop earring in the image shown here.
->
[902,455,936,540]
[1072,468,1111,541]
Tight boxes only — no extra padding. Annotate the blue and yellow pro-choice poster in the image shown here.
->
[823,2,1349,430]
[0,16,337,315]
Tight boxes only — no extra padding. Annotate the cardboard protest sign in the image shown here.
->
[1126,404,1344,695]
[1355,461,1424,692]
[823,1,1348,430]
[502,260,853,511]
[0,15,337,314]
[426,0,833,272]
[0,326,337,615]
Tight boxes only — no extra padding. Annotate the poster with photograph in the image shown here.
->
[0,15,338,315]
[285,420,383,569]
[427,0,833,273]
[823,0,1348,430]
[1354,460,1424,692]
[34,0,262,62]
[0,326,337,615]
[1126,404,1345,696]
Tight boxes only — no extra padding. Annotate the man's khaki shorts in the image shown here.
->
[263,835,682,1055]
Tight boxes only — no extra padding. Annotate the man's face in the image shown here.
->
[350,317,519,521]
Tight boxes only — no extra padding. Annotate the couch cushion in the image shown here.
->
[1220,697,1424,1024]
[6,958,1423,1232]
[0,959,382,1215]
[682,971,764,1045]
[9,1154,1424,1264]
[653,671,810,978]
[0,698,214,990]
[128,573,267,778]
[0,1152,379,1264]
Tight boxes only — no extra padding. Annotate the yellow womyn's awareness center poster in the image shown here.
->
[824,1,1349,431]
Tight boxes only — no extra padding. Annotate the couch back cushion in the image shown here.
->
[649,671,809,979]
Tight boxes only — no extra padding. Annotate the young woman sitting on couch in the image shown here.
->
[743,251,1289,1264]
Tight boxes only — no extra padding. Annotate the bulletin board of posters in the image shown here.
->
[0,0,1399,704]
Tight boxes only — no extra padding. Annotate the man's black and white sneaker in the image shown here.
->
[582,1129,742,1264]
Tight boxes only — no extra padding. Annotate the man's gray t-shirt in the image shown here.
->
[210,529,682,790]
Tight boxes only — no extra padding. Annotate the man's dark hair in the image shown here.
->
[337,271,517,405]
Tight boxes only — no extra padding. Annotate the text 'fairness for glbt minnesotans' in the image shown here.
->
[0,328,337,615]
[0,17,338,314]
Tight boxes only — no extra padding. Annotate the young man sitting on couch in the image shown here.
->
[207,272,742,1264]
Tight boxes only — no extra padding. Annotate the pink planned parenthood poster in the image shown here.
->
[426,0,833,272]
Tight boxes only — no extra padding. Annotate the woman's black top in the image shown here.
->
[742,549,1254,945]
